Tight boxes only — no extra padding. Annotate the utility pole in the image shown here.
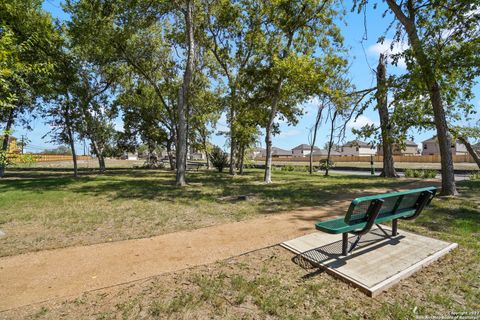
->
[83,139,86,156]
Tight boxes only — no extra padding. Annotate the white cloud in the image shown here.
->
[347,115,378,130]
[278,129,301,138]
[368,38,408,68]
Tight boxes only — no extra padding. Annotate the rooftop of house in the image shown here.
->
[292,144,320,151]
[403,140,418,146]
[271,147,292,155]
[422,134,460,144]
[342,140,371,148]
[311,149,341,156]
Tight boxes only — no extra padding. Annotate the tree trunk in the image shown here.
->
[176,0,195,187]
[90,139,106,173]
[263,112,275,184]
[166,137,175,170]
[325,110,338,177]
[0,108,15,178]
[458,137,480,169]
[229,105,236,175]
[376,54,398,178]
[385,0,457,195]
[239,145,245,175]
[430,84,457,195]
[64,104,78,178]
[203,138,211,170]
[264,80,282,184]
[309,103,324,175]
[69,134,78,178]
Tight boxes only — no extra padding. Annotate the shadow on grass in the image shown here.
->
[404,180,480,247]
[0,169,429,212]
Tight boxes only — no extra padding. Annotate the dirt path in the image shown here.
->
[0,180,439,312]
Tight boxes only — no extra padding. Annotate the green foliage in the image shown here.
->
[209,146,229,172]
[353,0,480,137]
[0,0,58,110]
[0,151,37,169]
[281,165,295,172]
[40,146,72,155]
[319,159,335,171]
[15,153,37,166]
[469,172,480,181]
[404,169,437,179]
[0,150,13,168]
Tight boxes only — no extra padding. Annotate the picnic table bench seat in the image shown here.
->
[315,186,437,256]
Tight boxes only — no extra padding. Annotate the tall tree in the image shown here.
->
[308,98,326,175]
[175,0,196,186]
[0,0,58,177]
[245,0,345,183]
[376,54,398,178]
[355,0,480,195]
[204,0,261,175]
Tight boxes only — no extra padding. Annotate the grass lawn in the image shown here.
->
[0,167,419,257]
[5,179,479,319]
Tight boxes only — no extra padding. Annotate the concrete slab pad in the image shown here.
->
[281,228,457,297]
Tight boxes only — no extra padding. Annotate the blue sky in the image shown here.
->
[13,0,480,153]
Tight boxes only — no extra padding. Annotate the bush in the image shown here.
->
[319,159,335,171]
[404,169,438,179]
[423,169,437,179]
[404,168,413,177]
[209,146,229,172]
[469,171,480,180]
[281,165,295,172]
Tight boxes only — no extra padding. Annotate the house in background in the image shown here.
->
[311,149,341,157]
[291,144,320,157]
[421,136,467,156]
[377,140,419,156]
[251,148,266,159]
[267,147,292,157]
[340,140,376,156]
[188,149,207,160]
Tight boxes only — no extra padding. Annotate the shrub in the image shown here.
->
[423,169,438,179]
[319,159,335,171]
[209,146,229,172]
[404,168,415,177]
[0,151,13,168]
[469,171,480,180]
[405,169,421,178]
[281,165,295,172]
[404,169,438,179]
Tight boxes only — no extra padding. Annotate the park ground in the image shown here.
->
[0,161,479,319]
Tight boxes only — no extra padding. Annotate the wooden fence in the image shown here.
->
[255,154,475,163]
[7,153,92,162]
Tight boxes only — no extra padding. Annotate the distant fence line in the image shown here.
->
[255,154,476,163]
[7,153,93,162]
